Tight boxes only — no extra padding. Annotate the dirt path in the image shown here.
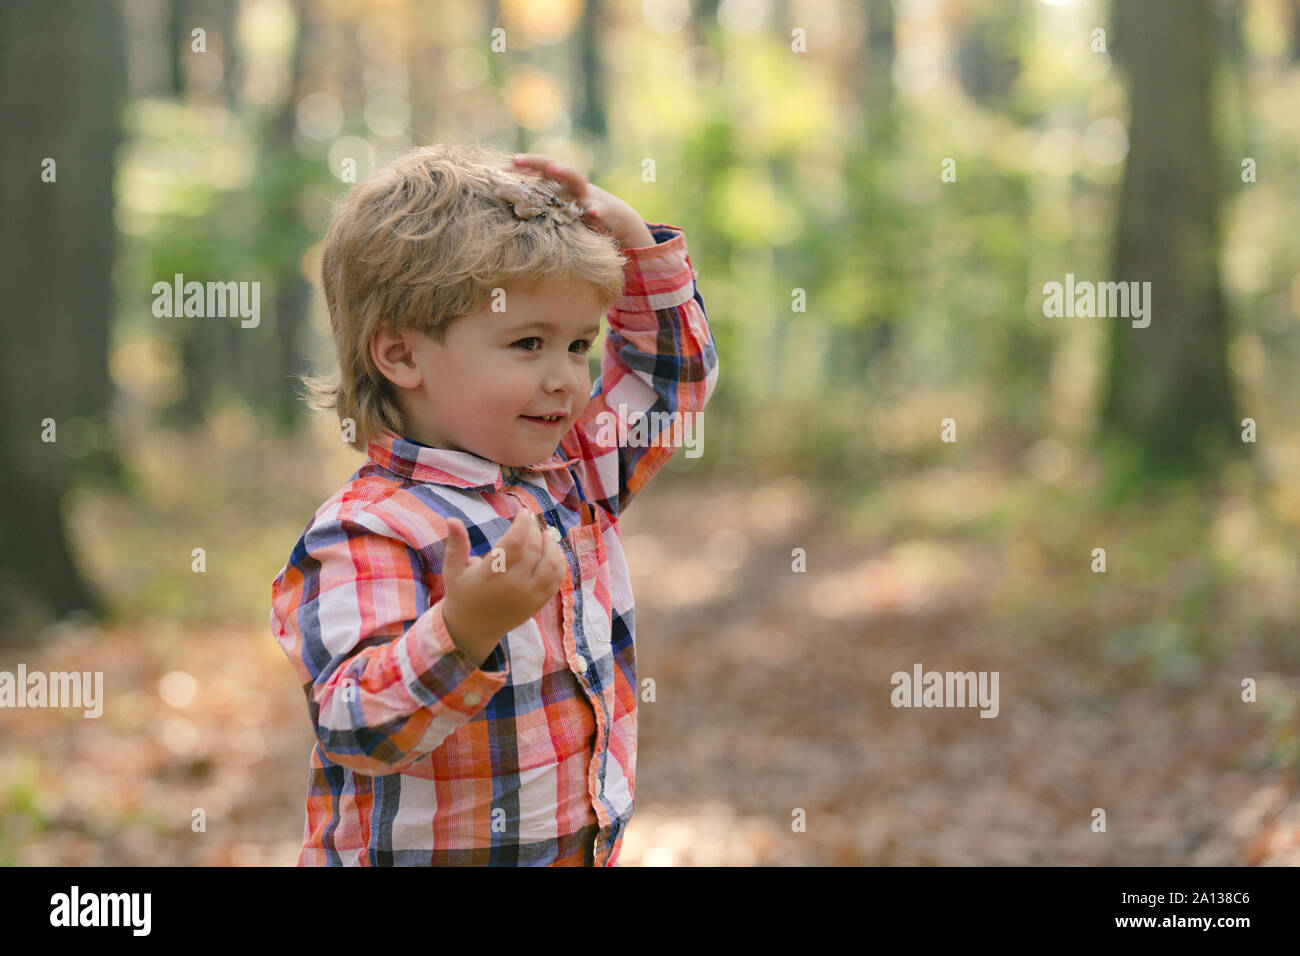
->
[622,478,1297,865]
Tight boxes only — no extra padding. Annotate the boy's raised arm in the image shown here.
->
[270,509,509,777]
[561,222,719,518]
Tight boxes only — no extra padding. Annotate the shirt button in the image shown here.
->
[545,526,562,542]
[576,656,588,672]
[464,691,481,705]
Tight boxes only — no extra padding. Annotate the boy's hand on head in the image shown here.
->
[440,513,567,667]
[505,154,656,249]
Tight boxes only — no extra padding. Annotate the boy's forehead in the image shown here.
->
[502,275,604,305]
[490,311,604,336]
[483,278,608,325]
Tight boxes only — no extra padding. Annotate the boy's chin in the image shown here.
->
[503,443,561,467]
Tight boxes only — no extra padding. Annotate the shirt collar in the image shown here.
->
[367,430,582,491]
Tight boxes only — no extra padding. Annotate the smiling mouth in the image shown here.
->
[520,414,565,426]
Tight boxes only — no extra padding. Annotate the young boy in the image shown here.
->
[269,144,718,865]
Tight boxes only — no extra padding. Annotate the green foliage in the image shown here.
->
[0,755,49,866]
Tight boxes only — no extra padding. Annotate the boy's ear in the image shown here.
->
[370,324,423,390]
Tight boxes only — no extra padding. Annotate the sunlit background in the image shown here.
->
[1,0,1298,865]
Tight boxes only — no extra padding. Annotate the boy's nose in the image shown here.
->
[543,363,583,395]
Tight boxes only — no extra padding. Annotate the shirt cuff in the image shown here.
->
[610,222,696,320]
[407,598,510,713]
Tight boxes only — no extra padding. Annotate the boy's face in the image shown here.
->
[378,275,607,468]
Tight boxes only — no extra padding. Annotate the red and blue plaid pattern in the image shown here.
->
[270,223,718,865]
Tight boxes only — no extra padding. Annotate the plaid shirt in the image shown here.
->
[270,222,717,865]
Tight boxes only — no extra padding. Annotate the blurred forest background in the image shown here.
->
[1,0,1298,865]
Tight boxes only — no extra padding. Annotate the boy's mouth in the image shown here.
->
[520,414,566,427]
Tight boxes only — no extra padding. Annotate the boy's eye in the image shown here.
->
[513,337,594,353]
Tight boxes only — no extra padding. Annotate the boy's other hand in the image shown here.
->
[505,154,656,249]
[441,513,566,667]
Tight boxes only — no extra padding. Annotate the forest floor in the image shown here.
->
[3,434,1298,866]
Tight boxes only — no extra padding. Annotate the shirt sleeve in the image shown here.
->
[269,507,509,777]
[560,221,719,518]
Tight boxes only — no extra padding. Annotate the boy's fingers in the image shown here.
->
[509,155,588,198]
[533,556,564,600]
[580,203,608,234]
[522,528,559,580]
[550,165,589,197]
[525,540,563,595]
[443,518,469,585]
[523,516,545,558]
[445,517,467,550]
[502,511,542,568]
[512,153,565,174]
[504,509,530,532]
[499,509,530,551]
[541,160,584,182]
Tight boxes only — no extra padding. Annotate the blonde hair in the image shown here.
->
[302,143,628,452]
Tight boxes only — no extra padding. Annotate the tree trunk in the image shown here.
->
[168,0,189,98]
[0,0,126,639]
[692,0,721,47]
[828,0,899,387]
[575,0,608,145]
[260,0,312,432]
[1100,0,1239,477]
[1293,0,1300,61]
